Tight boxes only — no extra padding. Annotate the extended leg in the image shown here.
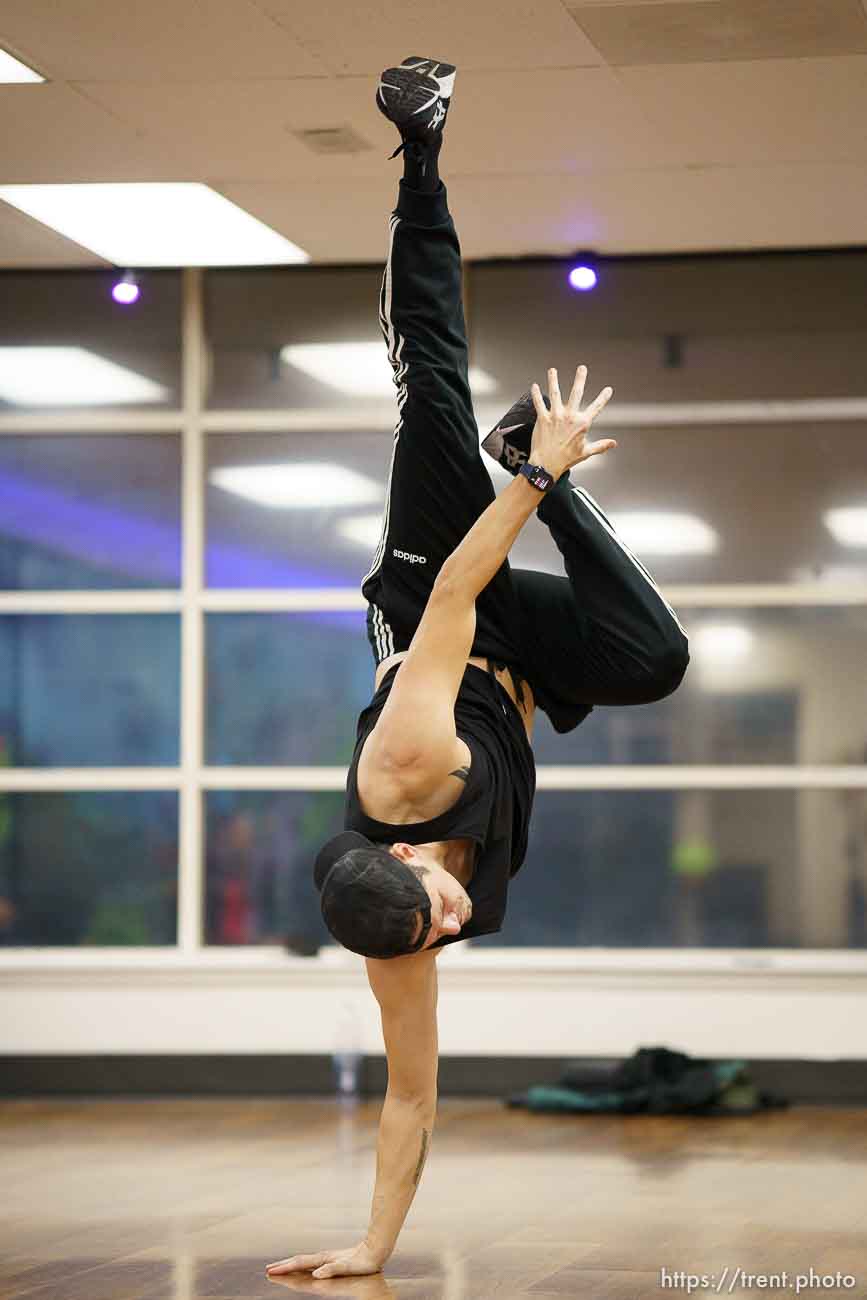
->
[362,66,524,669]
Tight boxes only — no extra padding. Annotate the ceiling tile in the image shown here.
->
[79,67,688,183]
[257,0,603,73]
[0,0,326,81]
[1,3,867,265]
[217,162,867,262]
[445,67,687,172]
[0,83,152,183]
[567,0,867,65]
[218,176,394,262]
[565,0,720,4]
[445,161,867,258]
[76,78,393,181]
[620,56,867,166]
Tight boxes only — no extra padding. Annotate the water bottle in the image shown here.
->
[332,999,363,1102]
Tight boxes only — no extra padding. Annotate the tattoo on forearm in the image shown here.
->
[413,1128,430,1187]
[370,1191,386,1226]
[449,766,470,782]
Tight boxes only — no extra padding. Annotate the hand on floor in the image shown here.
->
[266,1239,384,1280]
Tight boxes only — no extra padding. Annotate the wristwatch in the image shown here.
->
[518,461,556,493]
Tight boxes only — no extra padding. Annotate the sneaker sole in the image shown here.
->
[401,56,457,101]
[377,67,442,130]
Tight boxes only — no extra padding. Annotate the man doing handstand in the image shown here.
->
[267,55,689,1282]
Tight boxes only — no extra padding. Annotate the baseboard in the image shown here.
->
[1,1056,866,1104]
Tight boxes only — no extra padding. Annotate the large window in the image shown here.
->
[1,256,865,952]
[0,792,178,946]
[205,431,390,588]
[0,271,182,416]
[206,611,369,765]
[481,789,867,949]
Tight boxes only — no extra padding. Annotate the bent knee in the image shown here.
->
[642,631,690,702]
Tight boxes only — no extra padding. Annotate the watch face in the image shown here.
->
[522,463,553,490]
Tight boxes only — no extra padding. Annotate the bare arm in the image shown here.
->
[265,950,439,1282]
[364,476,539,779]
[362,951,439,1265]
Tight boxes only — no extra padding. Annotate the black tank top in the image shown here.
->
[344,661,536,948]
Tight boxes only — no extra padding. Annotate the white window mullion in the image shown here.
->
[202,588,365,611]
[198,396,867,436]
[0,769,181,791]
[0,411,182,434]
[0,592,183,613]
[195,765,867,792]
[179,267,205,955]
[3,765,865,795]
[534,765,867,790]
[201,767,348,791]
[2,587,865,616]
[197,586,867,611]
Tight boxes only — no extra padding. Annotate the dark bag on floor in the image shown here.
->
[506,1045,788,1115]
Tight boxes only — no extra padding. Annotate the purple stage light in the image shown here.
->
[112,271,140,305]
[568,264,597,291]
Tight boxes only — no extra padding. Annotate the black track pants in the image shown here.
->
[360,181,689,733]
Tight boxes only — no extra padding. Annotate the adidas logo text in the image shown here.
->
[393,548,427,565]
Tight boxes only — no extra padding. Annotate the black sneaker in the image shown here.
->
[376,58,456,146]
[482,390,551,475]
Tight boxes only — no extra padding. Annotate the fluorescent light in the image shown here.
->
[824,506,867,548]
[0,183,309,266]
[210,463,383,509]
[0,48,43,82]
[608,511,718,556]
[0,347,168,406]
[693,623,753,662]
[467,369,496,394]
[338,514,385,548]
[282,341,497,397]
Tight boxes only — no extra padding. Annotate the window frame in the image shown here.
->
[1,265,866,971]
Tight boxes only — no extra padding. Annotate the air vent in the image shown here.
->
[294,127,372,155]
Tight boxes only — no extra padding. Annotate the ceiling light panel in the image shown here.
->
[0,183,309,266]
[338,514,385,549]
[209,463,383,509]
[282,341,496,397]
[0,347,168,406]
[693,623,754,663]
[608,511,718,556]
[0,48,43,82]
[824,506,867,548]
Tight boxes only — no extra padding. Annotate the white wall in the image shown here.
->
[3,948,867,1061]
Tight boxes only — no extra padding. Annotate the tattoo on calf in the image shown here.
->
[449,766,470,782]
[413,1128,431,1186]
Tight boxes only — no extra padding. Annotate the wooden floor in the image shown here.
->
[2,1098,866,1299]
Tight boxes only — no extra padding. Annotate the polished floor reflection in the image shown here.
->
[2,1097,866,1299]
